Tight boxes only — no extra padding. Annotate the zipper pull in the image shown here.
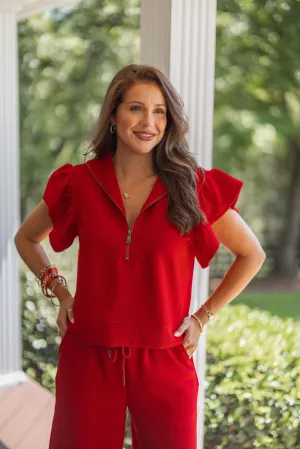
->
[126,229,132,244]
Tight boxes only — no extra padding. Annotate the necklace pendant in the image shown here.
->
[123,192,130,202]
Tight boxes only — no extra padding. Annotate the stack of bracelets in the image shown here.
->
[35,264,68,307]
[191,304,215,333]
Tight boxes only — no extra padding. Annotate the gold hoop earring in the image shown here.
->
[110,124,116,134]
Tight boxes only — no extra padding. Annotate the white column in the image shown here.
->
[140,1,217,447]
[0,0,23,383]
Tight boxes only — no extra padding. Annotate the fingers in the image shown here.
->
[174,316,191,337]
[182,343,197,358]
[57,298,74,338]
[182,335,197,356]
[182,335,193,348]
[57,311,67,338]
[175,314,203,358]
[182,325,199,357]
[67,307,74,324]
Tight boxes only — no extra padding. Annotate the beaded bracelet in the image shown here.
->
[50,281,64,307]
[35,264,55,283]
[41,271,58,289]
[37,267,58,291]
[35,265,68,306]
[43,274,68,298]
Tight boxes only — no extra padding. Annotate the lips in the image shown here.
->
[133,131,156,141]
[133,131,156,137]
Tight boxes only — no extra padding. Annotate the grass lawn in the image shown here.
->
[231,291,300,322]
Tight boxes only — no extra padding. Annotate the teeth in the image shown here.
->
[135,133,154,137]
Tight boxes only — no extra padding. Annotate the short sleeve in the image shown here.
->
[198,168,244,224]
[43,164,77,252]
[192,168,244,268]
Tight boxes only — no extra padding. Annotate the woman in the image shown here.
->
[15,64,266,449]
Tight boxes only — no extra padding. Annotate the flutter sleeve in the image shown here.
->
[43,164,78,252]
[192,168,244,268]
[198,168,244,225]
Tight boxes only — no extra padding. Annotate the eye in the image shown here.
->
[129,105,142,111]
[129,105,166,114]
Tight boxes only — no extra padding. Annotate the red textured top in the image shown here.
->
[43,152,243,348]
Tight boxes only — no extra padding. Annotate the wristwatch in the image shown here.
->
[201,304,215,321]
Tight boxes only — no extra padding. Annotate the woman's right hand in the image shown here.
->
[57,293,75,338]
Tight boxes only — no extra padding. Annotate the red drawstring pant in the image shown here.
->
[49,334,199,449]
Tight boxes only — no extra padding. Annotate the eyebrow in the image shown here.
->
[125,101,166,107]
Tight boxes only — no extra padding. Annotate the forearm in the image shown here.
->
[194,252,266,326]
[14,234,70,303]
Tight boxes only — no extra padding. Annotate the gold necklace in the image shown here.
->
[123,192,131,203]
[121,175,157,204]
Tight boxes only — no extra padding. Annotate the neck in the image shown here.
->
[112,149,156,183]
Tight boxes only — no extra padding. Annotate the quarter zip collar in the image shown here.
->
[85,152,168,214]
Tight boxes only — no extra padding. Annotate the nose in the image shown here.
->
[140,110,155,127]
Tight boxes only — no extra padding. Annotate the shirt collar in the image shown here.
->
[85,152,168,215]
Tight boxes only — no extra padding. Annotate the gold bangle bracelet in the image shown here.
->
[51,281,64,293]
[191,314,204,332]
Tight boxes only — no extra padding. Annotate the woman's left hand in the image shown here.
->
[174,316,203,358]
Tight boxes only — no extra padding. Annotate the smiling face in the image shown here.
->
[111,81,168,155]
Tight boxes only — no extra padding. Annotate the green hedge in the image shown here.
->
[205,304,300,449]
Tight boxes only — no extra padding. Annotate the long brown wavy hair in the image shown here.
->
[83,64,207,235]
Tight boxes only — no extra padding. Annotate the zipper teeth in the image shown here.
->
[125,194,167,260]
[126,229,132,260]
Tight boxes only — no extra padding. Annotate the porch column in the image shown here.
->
[0,0,25,386]
[140,1,217,447]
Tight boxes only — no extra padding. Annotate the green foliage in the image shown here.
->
[215,0,300,163]
[214,0,300,260]
[205,304,300,448]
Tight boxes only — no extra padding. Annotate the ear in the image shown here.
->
[111,115,116,126]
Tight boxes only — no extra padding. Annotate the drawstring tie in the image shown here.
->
[107,347,132,386]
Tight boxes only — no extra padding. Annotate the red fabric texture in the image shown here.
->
[43,164,78,252]
[192,168,244,268]
[49,335,198,449]
[197,167,243,224]
[43,153,243,348]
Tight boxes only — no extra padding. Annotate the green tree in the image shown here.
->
[214,0,300,278]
